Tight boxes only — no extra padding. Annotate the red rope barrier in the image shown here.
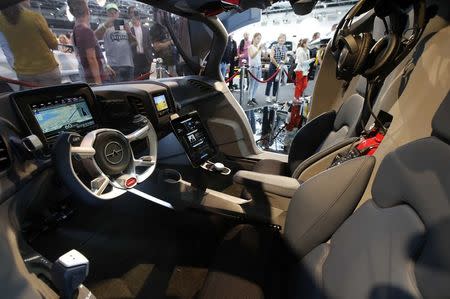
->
[0,75,41,88]
[225,70,240,83]
[247,67,281,83]
[135,71,155,81]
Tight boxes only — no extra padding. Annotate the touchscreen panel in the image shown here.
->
[171,112,216,167]
[153,93,169,116]
[31,96,95,136]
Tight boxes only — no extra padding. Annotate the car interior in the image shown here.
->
[0,0,449,298]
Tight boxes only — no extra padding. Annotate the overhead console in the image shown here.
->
[11,84,99,147]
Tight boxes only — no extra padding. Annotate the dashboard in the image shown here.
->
[0,77,231,206]
[9,83,177,151]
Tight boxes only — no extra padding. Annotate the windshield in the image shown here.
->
[0,0,200,90]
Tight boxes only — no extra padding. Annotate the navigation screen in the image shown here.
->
[153,94,169,115]
[171,112,216,167]
[31,96,95,136]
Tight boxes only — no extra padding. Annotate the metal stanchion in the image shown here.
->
[153,58,164,79]
[274,61,284,104]
[239,60,247,106]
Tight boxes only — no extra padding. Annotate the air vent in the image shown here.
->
[0,137,11,173]
[187,79,214,92]
[128,96,149,118]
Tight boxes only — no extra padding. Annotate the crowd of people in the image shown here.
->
[0,0,178,88]
[221,31,327,106]
[221,30,327,150]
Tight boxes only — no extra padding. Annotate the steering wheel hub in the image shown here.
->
[94,131,131,175]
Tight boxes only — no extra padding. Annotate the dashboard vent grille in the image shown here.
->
[0,137,11,173]
[187,79,214,92]
[128,96,149,118]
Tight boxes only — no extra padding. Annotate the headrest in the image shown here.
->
[432,91,450,143]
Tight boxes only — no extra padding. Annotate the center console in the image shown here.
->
[170,111,231,175]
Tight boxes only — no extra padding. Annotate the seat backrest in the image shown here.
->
[317,93,365,151]
[289,91,450,299]
[287,90,365,175]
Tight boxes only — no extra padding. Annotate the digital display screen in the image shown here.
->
[31,96,95,136]
[171,112,216,167]
[153,94,169,114]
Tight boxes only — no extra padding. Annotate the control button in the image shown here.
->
[69,135,82,146]
[116,174,138,189]
[125,177,137,188]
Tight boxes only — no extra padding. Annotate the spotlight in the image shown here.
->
[97,0,106,7]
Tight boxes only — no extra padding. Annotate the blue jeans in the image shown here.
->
[220,62,228,79]
[245,110,256,134]
[265,63,279,97]
[248,65,261,100]
[112,66,134,82]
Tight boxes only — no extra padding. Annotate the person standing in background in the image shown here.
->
[308,32,320,80]
[227,34,238,90]
[247,32,262,107]
[294,38,312,100]
[238,32,250,66]
[265,33,287,103]
[0,0,61,87]
[96,3,135,82]
[220,35,232,79]
[128,6,153,78]
[284,38,313,151]
[150,23,178,77]
[68,0,105,84]
[0,31,14,69]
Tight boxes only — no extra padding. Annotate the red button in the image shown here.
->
[125,177,137,188]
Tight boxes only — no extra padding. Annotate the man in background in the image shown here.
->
[150,23,177,77]
[95,3,135,82]
[68,0,105,84]
[128,6,153,78]
[220,35,233,79]
[227,34,238,89]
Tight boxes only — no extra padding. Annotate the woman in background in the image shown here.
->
[294,38,312,100]
[247,32,263,106]
[245,32,263,133]
[0,0,61,87]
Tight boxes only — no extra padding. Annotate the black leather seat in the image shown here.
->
[253,84,365,178]
[198,92,450,299]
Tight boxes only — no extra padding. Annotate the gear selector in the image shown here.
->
[51,249,91,299]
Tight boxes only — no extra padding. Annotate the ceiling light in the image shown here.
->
[97,0,106,7]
